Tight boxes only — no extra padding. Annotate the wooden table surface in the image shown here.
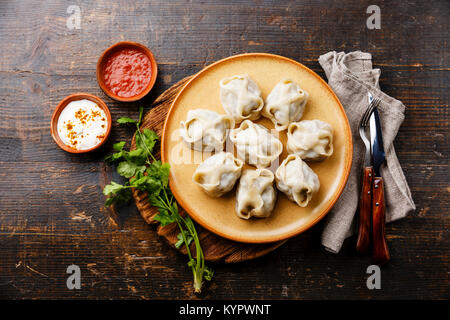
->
[0,0,448,299]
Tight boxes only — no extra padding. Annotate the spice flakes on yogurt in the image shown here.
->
[57,99,108,150]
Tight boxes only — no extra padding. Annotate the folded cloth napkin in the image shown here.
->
[318,51,416,253]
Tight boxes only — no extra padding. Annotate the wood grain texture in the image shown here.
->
[356,166,373,254]
[0,0,448,299]
[130,77,286,263]
[371,177,390,265]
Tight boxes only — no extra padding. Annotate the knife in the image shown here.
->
[356,94,375,254]
[369,92,391,264]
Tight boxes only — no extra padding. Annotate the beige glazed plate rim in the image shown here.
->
[161,53,353,243]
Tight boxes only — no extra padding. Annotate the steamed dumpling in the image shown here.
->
[262,79,309,131]
[229,120,283,168]
[275,154,320,207]
[220,74,264,123]
[235,168,277,219]
[193,152,244,197]
[180,109,234,152]
[287,120,333,161]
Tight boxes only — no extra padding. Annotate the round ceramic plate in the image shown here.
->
[162,53,352,243]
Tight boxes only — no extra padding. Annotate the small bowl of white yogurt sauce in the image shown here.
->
[51,93,112,153]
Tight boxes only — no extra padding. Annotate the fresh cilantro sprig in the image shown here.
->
[103,107,213,293]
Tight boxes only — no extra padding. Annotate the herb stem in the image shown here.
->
[104,109,212,293]
[136,126,157,162]
[176,220,193,261]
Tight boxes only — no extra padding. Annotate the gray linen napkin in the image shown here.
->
[318,51,415,253]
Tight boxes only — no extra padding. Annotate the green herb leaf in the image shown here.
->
[136,128,158,155]
[130,174,162,194]
[117,161,146,179]
[103,181,132,207]
[154,208,176,226]
[175,230,193,249]
[104,197,115,207]
[146,161,170,187]
[203,266,214,281]
[125,148,147,165]
[113,141,126,151]
[105,150,126,163]
[148,192,164,207]
[187,259,196,268]
[103,181,127,195]
[117,117,138,125]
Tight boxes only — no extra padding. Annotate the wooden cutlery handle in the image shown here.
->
[356,167,373,254]
[372,177,390,264]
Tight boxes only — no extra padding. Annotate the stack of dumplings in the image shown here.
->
[180,74,334,220]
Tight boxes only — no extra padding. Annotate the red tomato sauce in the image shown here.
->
[103,48,152,98]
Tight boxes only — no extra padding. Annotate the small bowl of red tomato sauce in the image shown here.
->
[97,41,157,102]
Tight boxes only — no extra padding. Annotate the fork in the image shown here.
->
[356,98,381,254]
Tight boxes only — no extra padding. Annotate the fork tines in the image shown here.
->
[361,98,381,127]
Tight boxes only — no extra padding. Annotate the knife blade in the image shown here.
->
[369,105,386,177]
[367,93,390,264]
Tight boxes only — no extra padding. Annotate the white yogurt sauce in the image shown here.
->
[57,99,108,150]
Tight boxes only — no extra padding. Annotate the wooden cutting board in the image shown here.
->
[130,76,286,263]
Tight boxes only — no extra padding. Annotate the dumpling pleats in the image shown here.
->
[180,109,234,152]
[275,154,320,207]
[287,120,333,161]
[262,79,309,131]
[229,120,283,168]
[235,168,277,219]
[193,152,244,197]
[220,74,264,123]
